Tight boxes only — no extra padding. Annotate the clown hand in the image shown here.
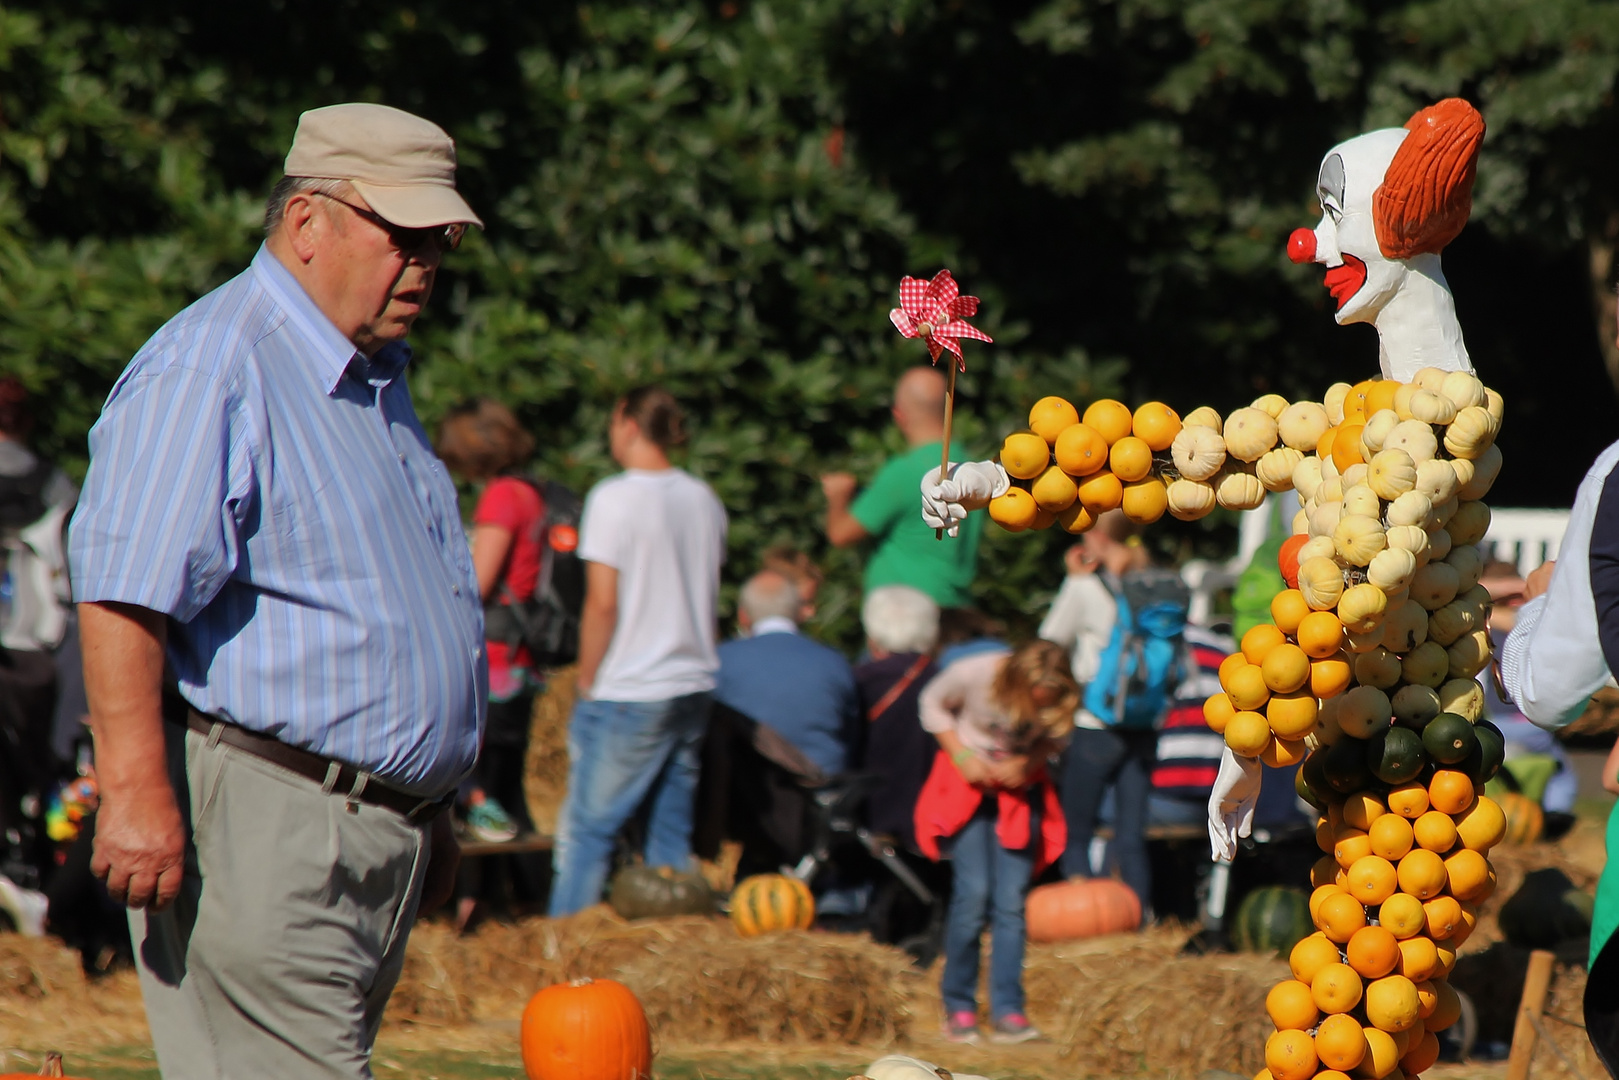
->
[1207,746,1263,863]
[921,461,1009,537]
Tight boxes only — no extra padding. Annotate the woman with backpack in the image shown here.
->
[1039,510,1186,917]
[437,399,557,918]
[914,638,1077,1045]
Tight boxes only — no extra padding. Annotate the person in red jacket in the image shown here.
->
[915,639,1076,1045]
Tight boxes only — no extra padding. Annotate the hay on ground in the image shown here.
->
[390,907,918,1045]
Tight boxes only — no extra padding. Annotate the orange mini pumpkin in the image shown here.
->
[520,977,652,1080]
[1025,877,1141,942]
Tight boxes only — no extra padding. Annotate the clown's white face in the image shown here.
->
[1289,128,1409,325]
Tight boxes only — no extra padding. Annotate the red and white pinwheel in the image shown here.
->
[889,269,992,370]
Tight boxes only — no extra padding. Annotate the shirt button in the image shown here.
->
[398,452,406,462]
[453,585,461,596]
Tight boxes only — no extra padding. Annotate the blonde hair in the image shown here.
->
[993,639,1080,745]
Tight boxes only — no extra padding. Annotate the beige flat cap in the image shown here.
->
[284,103,483,229]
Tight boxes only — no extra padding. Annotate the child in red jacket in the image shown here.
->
[916,639,1077,1044]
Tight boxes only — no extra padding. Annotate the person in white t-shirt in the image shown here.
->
[548,386,728,916]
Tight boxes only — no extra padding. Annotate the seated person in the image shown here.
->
[715,569,860,776]
[854,585,941,850]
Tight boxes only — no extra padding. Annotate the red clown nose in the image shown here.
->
[1287,228,1317,264]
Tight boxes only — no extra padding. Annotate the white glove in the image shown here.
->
[920,460,1010,537]
[1207,746,1263,862]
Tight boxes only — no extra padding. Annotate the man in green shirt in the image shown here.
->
[821,367,984,608]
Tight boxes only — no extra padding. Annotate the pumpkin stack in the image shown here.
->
[1198,370,1504,1080]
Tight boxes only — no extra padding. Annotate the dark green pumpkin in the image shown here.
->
[608,864,716,920]
[1367,726,1426,785]
[1232,885,1313,956]
[1324,736,1373,794]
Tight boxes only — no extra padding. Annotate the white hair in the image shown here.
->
[862,585,939,655]
[740,570,802,625]
[263,176,353,234]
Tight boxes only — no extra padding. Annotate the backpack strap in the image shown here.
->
[866,654,931,723]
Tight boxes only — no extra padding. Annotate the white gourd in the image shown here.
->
[1413,367,1449,392]
[1223,407,1279,462]
[1337,685,1393,738]
[1427,599,1477,647]
[1439,371,1487,411]
[1298,535,1338,564]
[1367,448,1418,500]
[1367,547,1417,592]
[1251,393,1289,419]
[1215,468,1267,511]
[1293,456,1325,501]
[1319,451,1340,483]
[1425,527,1453,563]
[1444,501,1489,550]
[1341,483,1382,519]
[1341,463,1369,490]
[1386,490,1434,528]
[1298,556,1346,611]
[1347,625,1386,654]
[1338,582,1389,633]
[1354,646,1403,690]
[1430,497,1458,530]
[1278,401,1331,452]
[1439,677,1486,722]
[1382,419,1439,464]
[1457,443,1502,501]
[1413,458,1458,504]
[1409,390,1458,425]
[1447,628,1492,680]
[1361,409,1401,456]
[1183,406,1223,434]
[1292,508,1311,535]
[1257,447,1304,492]
[1484,387,1505,427]
[1410,561,1461,611]
[1334,514,1388,566]
[1170,425,1226,481]
[1401,641,1452,687]
[1393,382,1419,421]
[1381,601,1429,652]
[1445,544,1484,592]
[1308,499,1343,539]
[1166,479,1218,521]
[1443,406,1496,460]
[1323,382,1352,426]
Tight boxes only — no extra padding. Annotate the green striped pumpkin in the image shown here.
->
[1232,885,1312,956]
[729,873,814,937]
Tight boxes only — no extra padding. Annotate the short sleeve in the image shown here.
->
[850,457,911,537]
[69,363,255,622]
[576,480,626,569]
[474,477,542,534]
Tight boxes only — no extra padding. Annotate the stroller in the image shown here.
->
[693,702,946,963]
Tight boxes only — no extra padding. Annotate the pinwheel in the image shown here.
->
[890,269,993,537]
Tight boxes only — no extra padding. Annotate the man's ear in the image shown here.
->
[281,194,323,263]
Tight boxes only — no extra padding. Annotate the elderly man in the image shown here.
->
[69,104,483,1079]
[821,367,983,608]
[714,569,859,776]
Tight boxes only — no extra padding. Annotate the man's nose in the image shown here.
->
[1287,228,1317,264]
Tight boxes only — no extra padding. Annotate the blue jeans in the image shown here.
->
[939,795,1033,1019]
[547,692,712,917]
[1060,726,1155,906]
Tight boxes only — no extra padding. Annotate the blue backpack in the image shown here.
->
[1083,568,1192,730]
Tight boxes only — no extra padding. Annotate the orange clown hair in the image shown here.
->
[1372,98,1486,260]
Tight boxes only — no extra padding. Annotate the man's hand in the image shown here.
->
[954,752,992,787]
[1524,560,1556,601]
[820,472,858,505]
[92,784,186,910]
[985,754,1031,789]
[1064,544,1099,577]
[920,460,1009,537]
[1207,747,1262,863]
[417,812,461,916]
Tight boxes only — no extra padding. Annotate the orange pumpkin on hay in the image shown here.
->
[520,976,652,1080]
[1025,877,1141,942]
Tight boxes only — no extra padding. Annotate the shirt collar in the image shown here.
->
[250,245,412,394]
[750,616,799,638]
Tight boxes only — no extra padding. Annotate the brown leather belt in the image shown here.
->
[179,708,454,825]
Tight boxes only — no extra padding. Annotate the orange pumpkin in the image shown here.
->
[1026,877,1141,942]
[1498,791,1545,845]
[1279,533,1309,590]
[520,977,652,1080]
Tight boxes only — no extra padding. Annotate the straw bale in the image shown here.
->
[0,935,149,1049]
[523,666,575,835]
[390,907,917,1045]
[0,936,82,1002]
[1461,820,1605,953]
[1021,926,1280,1077]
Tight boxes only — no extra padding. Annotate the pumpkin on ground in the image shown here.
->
[730,873,814,936]
[607,863,715,920]
[1497,790,1545,846]
[520,976,652,1080]
[1025,877,1141,942]
[1233,885,1314,956]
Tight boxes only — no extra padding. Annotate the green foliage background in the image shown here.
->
[4,0,1619,649]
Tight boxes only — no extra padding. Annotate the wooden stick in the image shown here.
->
[1507,948,1558,1080]
[936,360,958,541]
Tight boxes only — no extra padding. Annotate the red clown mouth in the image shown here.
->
[1323,255,1368,309]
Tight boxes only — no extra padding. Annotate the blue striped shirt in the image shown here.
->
[69,246,486,795]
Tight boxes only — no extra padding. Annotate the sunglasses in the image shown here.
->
[314,192,466,253]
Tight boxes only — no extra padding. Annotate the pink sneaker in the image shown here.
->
[990,1012,1042,1044]
[943,1010,981,1044]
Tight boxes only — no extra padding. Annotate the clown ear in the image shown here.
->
[1373,98,1486,260]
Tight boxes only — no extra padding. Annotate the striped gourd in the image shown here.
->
[1499,791,1545,846]
[1232,885,1312,956]
[729,874,814,937]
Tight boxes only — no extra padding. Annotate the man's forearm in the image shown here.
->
[574,602,617,695]
[824,500,867,548]
[80,601,174,798]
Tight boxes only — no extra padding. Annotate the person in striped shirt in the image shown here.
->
[68,104,484,1079]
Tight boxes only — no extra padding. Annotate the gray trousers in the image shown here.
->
[131,724,430,1080]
